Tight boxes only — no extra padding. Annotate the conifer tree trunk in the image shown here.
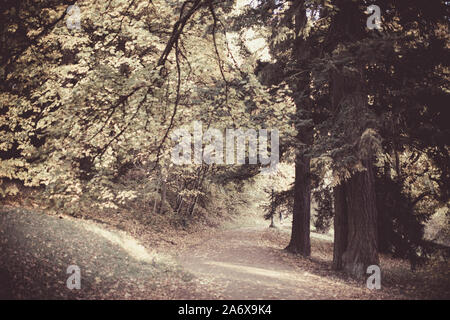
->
[329,70,380,277]
[330,81,380,277]
[333,183,348,270]
[341,160,379,278]
[327,0,380,279]
[333,164,379,278]
[286,151,311,255]
[285,0,312,256]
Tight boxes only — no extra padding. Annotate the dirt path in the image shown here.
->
[176,226,399,299]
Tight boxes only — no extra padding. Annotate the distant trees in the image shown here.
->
[312,186,333,233]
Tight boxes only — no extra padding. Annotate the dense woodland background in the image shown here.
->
[0,0,449,296]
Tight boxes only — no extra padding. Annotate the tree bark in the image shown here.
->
[285,0,312,256]
[327,1,379,276]
[333,183,348,270]
[286,151,311,255]
[329,74,380,277]
[341,160,379,279]
[330,77,380,277]
[333,162,379,278]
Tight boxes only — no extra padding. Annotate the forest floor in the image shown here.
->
[0,205,449,299]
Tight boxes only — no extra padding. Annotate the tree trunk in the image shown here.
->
[333,162,379,278]
[176,197,184,214]
[188,195,198,215]
[286,151,311,255]
[342,160,379,278]
[269,215,275,228]
[333,183,348,270]
[269,188,276,228]
[285,0,312,256]
[158,177,167,214]
[329,73,380,277]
